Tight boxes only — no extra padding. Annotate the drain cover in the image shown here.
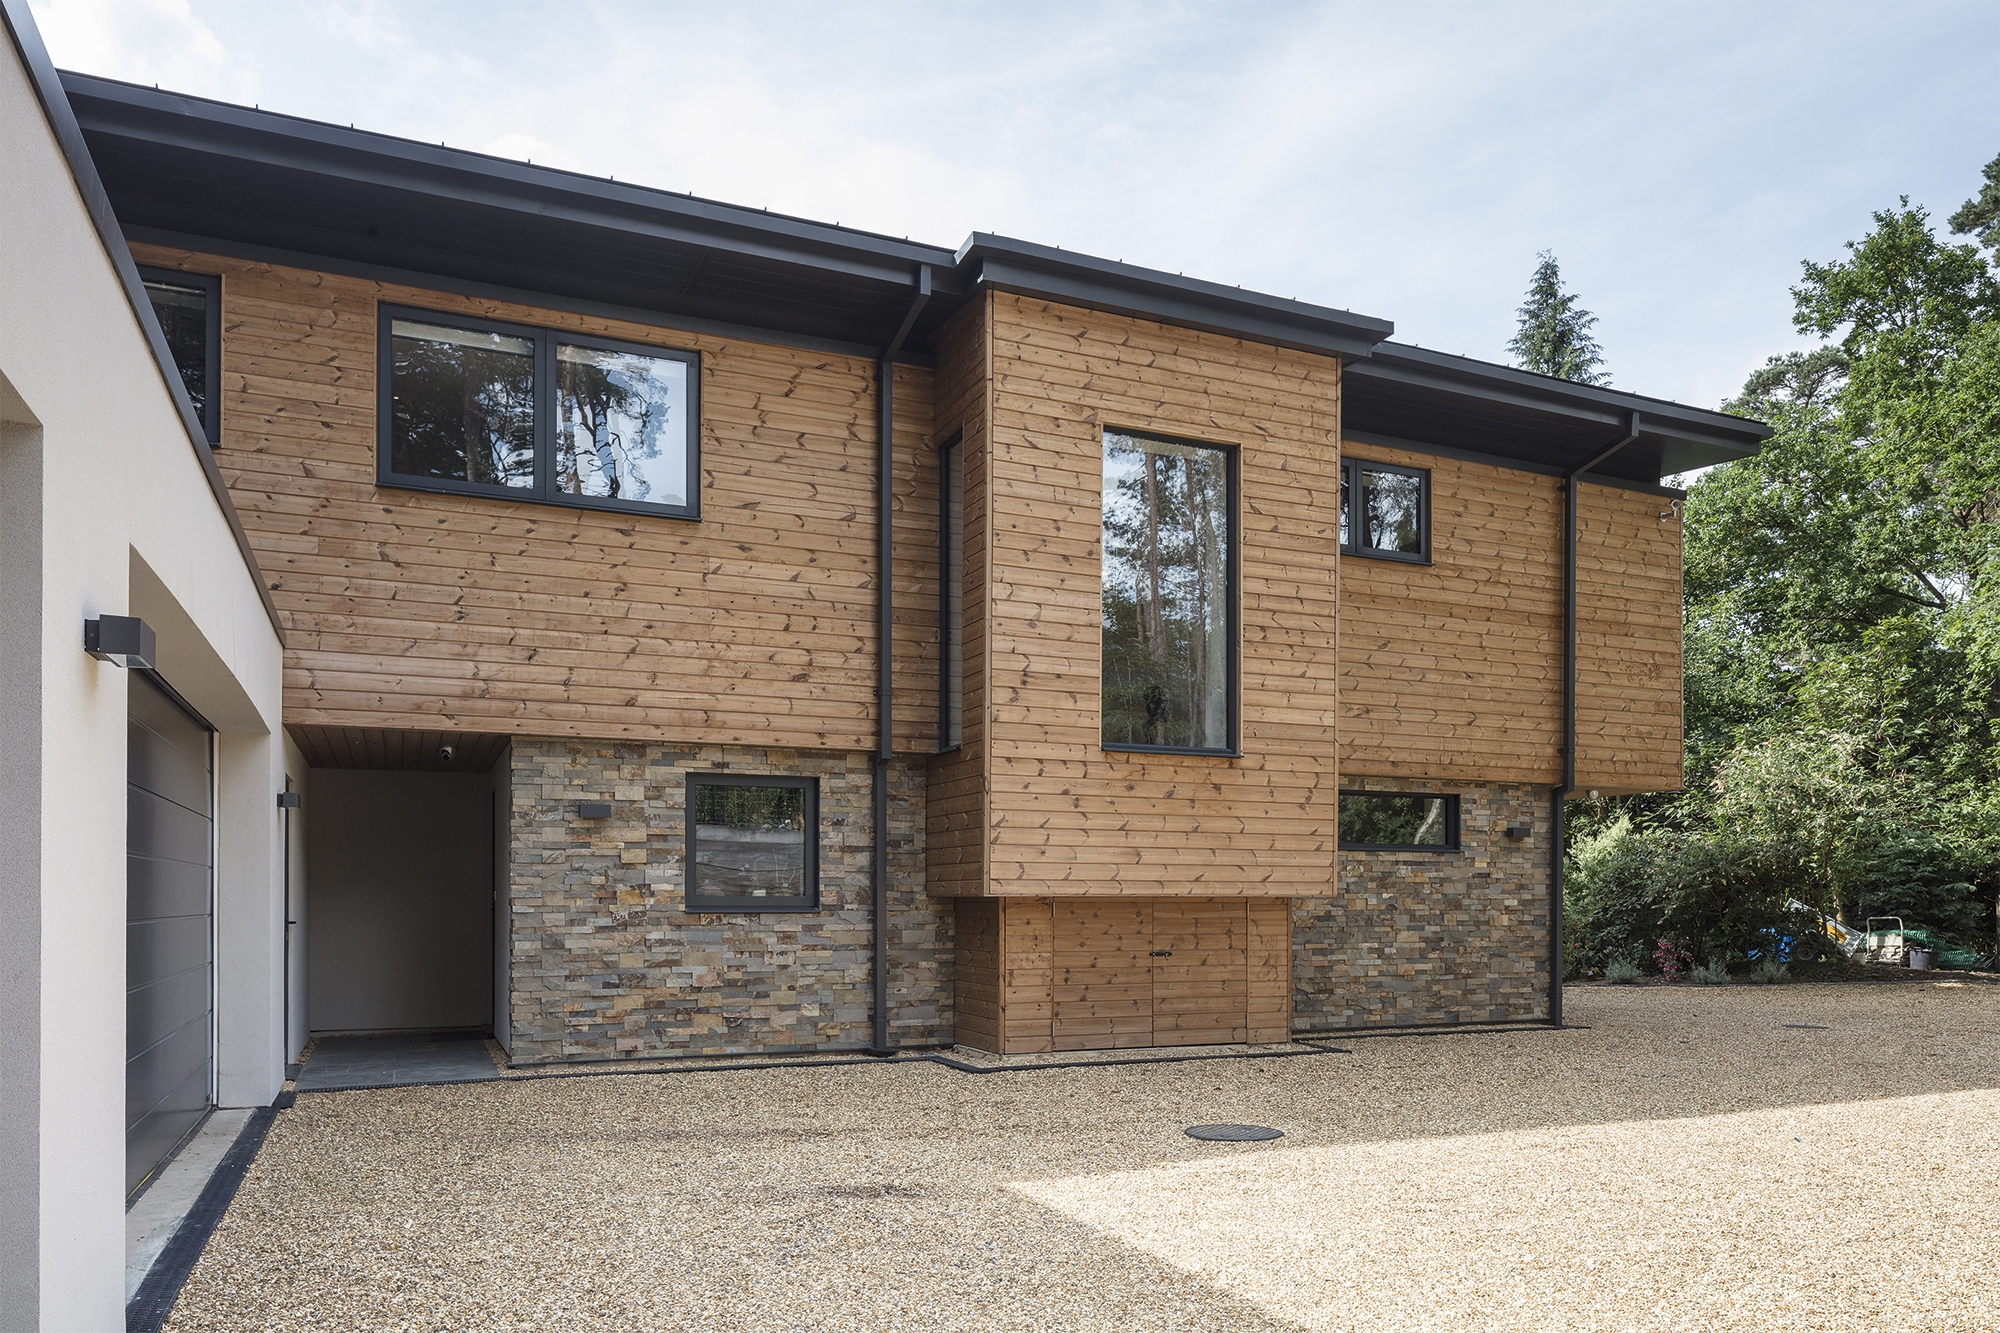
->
[1185,1123,1283,1142]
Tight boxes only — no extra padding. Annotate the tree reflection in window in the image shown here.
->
[555,344,687,507]
[1339,458,1428,559]
[1102,430,1233,750]
[389,320,535,488]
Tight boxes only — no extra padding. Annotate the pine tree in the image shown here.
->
[1508,250,1609,385]
[1947,151,2000,253]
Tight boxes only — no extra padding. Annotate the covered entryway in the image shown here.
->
[127,673,214,1196]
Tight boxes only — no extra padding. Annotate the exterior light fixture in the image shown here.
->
[84,615,155,669]
[577,802,612,819]
[276,793,302,809]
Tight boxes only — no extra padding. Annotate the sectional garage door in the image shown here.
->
[127,674,214,1196]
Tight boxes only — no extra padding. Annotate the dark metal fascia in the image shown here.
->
[3,1,284,641]
[1340,429,1686,498]
[1358,343,1772,448]
[60,71,967,288]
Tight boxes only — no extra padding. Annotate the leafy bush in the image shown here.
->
[1749,956,1790,984]
[1653,937,1694,981]
[1849,831,1985,940]
[1690,958,1731,986]
[1603,959,1644,985]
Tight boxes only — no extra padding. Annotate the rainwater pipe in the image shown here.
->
[1551,410,1639,1027]
[870,264,932,1056]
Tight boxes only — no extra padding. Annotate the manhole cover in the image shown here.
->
[1782,1024,1830,1030]
[1185,1123,1283,1142]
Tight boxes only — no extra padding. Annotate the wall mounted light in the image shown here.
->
[577,802,612,819]
[276,792,302,809]
[1503,826,1529,840]
[84,615,155,669]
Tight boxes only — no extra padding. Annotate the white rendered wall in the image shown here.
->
[0,27,284,1331]
[307,770,494,1034]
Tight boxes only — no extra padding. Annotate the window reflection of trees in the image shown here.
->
[389,322,535,487]
[1361,468,1422,553]
[1339,794,1449,846]
[556,345,683,505]
[1102,432,1230,750]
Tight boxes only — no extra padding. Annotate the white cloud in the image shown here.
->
[29,0,257,101]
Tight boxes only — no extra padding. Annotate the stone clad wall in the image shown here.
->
[506,739,948,1062]
[1293,779,1551,1028]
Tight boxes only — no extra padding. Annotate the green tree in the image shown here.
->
[1949,151,2000,253]
[1508,250,1609,384]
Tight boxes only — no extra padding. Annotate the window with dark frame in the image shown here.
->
[1338,791,1459,851]
[939,433,964,750]
[1100,428,1238,755]
[1339,457,1429,562]
[684,774,819,911]
[379,305,699,519]
[138,267,220,443]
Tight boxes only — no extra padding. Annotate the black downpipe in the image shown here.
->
[871,266,932,1057]
[1552,410,1639,1027]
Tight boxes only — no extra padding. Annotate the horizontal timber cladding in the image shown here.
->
[925,298,991,899]
[131,244,944,755]
[507,739,947,1060]
[1295,779,1549,1028]
[953,896,1291,1053]
[1574,482,1683,796]
[978,292,1342,898]
[1337,440,1684,794]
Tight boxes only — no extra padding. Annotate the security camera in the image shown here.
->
[438,745,455,763]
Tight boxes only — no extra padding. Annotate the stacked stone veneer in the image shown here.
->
[506,739,949,1061]
[1293,779,1551,1028]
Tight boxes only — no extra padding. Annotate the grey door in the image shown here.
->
[127,673,214,1196]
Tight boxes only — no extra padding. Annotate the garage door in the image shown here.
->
[127,673,214,1196]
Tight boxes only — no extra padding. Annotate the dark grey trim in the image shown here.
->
[1337,790,1461,852]
[1341,429,1688,498]
[124,227,937,369]
[1339,456,1430,562]
[2,0,284,639]
[1098,428,1240,756]
[937,430,964,751]
[377,303,702,521]
[682,773,820,913]
[125,1105,279,1333]
[135,266,220,444]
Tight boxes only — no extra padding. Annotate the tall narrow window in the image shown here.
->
[939,434,964,750]
[1339,457,1429,561]
[138,267,220,443]
[1101,429,1236,753]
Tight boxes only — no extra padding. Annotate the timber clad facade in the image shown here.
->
[69,74,1767,1061]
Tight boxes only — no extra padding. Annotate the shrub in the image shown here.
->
[1690,958,1731,985]
[1653,936,1694,981]
[1749,955,1790,984]
[1603,958,1644,985]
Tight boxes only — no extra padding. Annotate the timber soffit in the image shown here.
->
[3,4,284,639]
[57,69,1770,483]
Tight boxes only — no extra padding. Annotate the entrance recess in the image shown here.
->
[126,673,214,1196]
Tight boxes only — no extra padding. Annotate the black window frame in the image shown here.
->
[1099,427,1241,759]
[1339,456,1430,564]
[377,303,702,520]
[137,266,221,444]
[1338,790,1460,852]
[937,430,964,754]
[683,772,820,912]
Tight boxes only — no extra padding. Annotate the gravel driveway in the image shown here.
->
[166,982,2000,1332]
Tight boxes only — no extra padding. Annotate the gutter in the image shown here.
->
[1551,410,1639,1027]
[871,265,932,1056]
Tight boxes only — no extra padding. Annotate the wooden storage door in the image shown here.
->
[1151,900,1251,1046]
[1051,901,1153,1050]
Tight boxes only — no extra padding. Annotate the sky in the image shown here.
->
[27,0,2000,411]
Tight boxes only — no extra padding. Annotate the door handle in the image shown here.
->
[1149,950,1172,957]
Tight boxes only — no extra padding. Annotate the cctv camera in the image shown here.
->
[438,745,455,763]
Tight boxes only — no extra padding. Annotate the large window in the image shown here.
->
[1339,791,1459,851]
[139,267,220,443]
[1340,457,1428,562]
[684,774,819,912]
[1101,429,1237,754]
[939,433,964,750]
[379,306,699,518]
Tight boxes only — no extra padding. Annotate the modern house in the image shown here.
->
[1,2,1769,1324]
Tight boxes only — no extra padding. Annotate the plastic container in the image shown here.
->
[1908,947,1935,971]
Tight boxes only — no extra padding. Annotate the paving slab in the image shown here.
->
[293,1031,501,1090]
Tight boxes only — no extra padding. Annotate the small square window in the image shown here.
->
[1339,457,1429,562]
[379,305,700,519]
[684,774,819,911]
[138,267,221,443]
[1339,791,1459,851]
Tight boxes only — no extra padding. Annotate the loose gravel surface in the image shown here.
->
[167,983,2000,1332]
